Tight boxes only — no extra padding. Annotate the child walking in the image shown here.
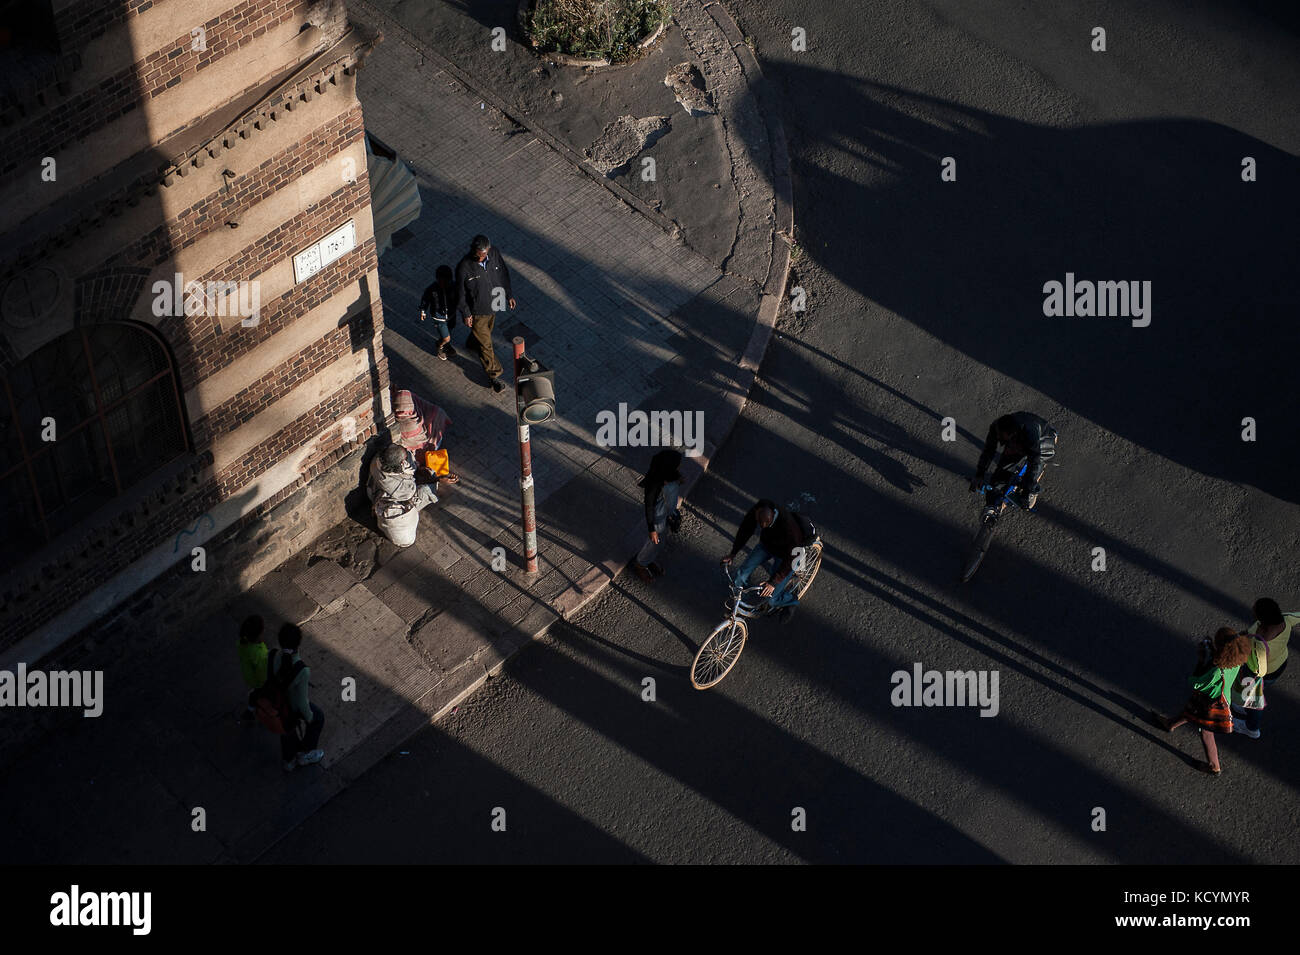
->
[1152,627,1252,775]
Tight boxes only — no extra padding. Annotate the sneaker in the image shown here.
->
[443,343,457,359]
[648,562,665,577]
[436,343,448,361]
[297,749,325,766]
[667,513,682,533]
[632,563,655,583]
[491,378,506,394]
[1231,718,1260,739]
[1025,492,1039,510]
[282,759,298,773]
[981,506,997,521]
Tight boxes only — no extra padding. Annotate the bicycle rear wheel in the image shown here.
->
[793,541,824,600]
[691,619,749,690]
[960,520,997,583]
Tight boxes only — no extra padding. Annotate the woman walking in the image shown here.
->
[1152,627,1252,775]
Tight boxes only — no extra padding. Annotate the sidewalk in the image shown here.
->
[0,0,791,864]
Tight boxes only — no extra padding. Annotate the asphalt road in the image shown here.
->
[265,0,1300,864]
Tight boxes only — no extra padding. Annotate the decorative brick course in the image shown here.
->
[4,0,310,177]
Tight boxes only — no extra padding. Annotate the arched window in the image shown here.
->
[0,323,187,572]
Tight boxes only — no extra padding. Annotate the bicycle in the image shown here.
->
[960,463,1033,583]
[690,536,823,690]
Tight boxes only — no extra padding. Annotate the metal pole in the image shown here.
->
[513,336,538,573]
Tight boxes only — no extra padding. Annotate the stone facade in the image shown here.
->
[0,0,391,656]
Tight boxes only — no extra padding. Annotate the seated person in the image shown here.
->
[393,388,459,485]
[366,443,438,547]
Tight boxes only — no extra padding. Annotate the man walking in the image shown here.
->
[455,234,516,393]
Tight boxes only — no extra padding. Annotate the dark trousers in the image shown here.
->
[1244,659,1286,732]
[469,313,502,379]
[281,703,325,761]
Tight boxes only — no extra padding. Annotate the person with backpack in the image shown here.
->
[632,449,682,583]
[260,623,325,772]
[720,498,815,624]
[1152,627,1253,775]
[236,615,268,724]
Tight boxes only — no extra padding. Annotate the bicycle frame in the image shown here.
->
[723,566,769,620]
[976,461,1030,516]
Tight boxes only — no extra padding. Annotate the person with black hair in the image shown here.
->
[720,499,814,623]
[970,411,1058,514]
[268,623,325,772]
[419,264,458,361]
[1232,597,1296,738]
[632,449,682,583]
[454,234,515,393]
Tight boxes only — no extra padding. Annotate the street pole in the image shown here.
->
[513,336,538,573]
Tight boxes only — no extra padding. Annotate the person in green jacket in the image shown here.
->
[1153,627,1253,775]
[237,615,268,723]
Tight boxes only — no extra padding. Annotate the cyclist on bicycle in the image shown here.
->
[969,411,1059,516]
[720,499,814,623]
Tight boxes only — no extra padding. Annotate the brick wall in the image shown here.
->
[3,0,310,177]
[0,1,388,655]
[54,0,158,53]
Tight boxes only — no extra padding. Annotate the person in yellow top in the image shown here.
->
[1233,597,1294,739]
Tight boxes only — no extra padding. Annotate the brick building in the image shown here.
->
[0,0,393,654]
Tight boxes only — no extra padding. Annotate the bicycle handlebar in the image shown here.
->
[722,565,767,596]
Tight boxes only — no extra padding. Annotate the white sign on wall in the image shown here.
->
[293,220,357,284]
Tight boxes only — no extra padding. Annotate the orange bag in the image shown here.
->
[423,448,450,477]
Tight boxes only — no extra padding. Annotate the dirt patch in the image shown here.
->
[584,114,671,176]
[663,61,714,115]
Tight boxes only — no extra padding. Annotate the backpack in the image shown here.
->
[254,650,305,735]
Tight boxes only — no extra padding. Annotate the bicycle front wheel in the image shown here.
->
[691,619,749,690]
[960,520,997,583]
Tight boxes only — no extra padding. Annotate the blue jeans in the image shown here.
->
[635,481,680,566]
[735,545,799,609]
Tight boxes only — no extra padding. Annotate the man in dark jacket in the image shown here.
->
[970,411,1059,513]
[721,499,814,622]
[454,234,515,393]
